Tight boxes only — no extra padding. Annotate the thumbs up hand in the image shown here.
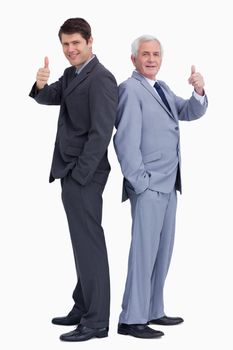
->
[36,56,50,90]
[188,65,205,96]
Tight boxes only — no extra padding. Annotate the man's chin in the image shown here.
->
[68,58,81,67]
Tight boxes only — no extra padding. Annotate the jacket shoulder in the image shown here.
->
[119,77,142,95]
[93,62,116,80]
[89,63,118,97]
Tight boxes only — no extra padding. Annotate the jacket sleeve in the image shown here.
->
[113,83,150,194]
[71,71,118,185]
[177,92,208,121]
[161,81,208,121]
[29,77,63,105]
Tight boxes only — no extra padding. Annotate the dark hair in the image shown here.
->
[58,18,92,43]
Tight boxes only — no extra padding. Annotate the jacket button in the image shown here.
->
[175,126,179,130]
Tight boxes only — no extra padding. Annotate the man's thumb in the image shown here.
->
[191,65,196,75]
[44,56,49,69]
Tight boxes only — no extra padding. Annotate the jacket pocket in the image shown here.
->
[143,151,162,164]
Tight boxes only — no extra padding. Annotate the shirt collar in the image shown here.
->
[76,55,95,75]
[134,70,156,87]
[145,77,156,87]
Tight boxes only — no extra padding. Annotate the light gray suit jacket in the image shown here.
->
[114,71,208,201]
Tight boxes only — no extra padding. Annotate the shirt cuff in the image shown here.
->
[193,90,205,105]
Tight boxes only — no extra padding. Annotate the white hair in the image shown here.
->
[131,35,163,57]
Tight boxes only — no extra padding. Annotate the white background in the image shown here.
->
[0,0,232,349]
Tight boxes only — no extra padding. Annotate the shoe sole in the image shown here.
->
[95,332,109,339]
[149,321,184,326]
[60,332,108,342]
[118,329,163,339]
[52,321,79,326]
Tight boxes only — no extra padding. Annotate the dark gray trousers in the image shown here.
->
[61,173,110,328]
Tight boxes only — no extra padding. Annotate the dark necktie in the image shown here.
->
[154,81,171,112]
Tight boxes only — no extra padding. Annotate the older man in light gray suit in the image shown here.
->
[114,35,208,339]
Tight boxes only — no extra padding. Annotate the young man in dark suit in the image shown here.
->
[29,18,118,342]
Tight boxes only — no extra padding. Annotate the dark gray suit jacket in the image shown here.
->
[30,56,118,186]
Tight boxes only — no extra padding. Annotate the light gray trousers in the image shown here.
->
[119,186,177,324]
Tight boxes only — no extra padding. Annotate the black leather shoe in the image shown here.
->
[52,313,81,326]
[60,324,108,342]
[149,316,184,326]
[118,323,164,339]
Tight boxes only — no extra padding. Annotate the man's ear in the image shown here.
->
[131,54,136,66]
[88,36,93,48]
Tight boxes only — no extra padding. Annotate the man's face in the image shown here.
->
[132,40,162,80]
[61,33,93,68]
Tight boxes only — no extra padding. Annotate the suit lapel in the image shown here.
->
[159,81,177,118]
[63,57,99,99]
[132,71,176,120]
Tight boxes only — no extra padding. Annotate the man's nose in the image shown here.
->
[68,44,75,52]
[148,54,155,62]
